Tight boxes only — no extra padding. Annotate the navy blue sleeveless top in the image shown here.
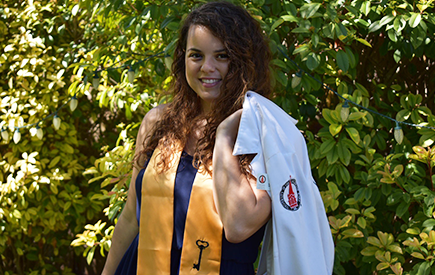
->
[115,152,265,274]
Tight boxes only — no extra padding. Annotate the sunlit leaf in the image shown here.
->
[345,127,361,144]
[409,12,422,28]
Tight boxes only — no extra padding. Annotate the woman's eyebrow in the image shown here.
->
[186,48,227,53]
[186,47,201,52]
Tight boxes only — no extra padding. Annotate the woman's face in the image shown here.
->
[185,25,229,113]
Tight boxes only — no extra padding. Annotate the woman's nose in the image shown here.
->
[201,57,216,73]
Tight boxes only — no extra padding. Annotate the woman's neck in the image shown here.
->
[184,119,207,156]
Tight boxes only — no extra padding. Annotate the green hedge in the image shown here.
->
[1,0,435,274]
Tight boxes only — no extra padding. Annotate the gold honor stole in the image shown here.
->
[137,146,223,274]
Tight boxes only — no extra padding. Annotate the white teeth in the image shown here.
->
[202,79,219,84]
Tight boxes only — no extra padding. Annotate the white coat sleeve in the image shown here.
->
[232,92,266,179]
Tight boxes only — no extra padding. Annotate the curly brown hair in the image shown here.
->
[137,1,271,174]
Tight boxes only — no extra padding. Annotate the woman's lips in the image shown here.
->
[200,78,221,88]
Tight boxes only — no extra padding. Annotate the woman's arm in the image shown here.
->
[101,105,165,275]
[212,110,271,244]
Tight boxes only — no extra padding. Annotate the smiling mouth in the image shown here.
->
[201,79,221,84]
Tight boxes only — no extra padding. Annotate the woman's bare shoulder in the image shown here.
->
[141,103,168,126]
[137,104,169,144]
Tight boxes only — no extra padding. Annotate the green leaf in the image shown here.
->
[306,53,320,71]
[367,236,382,247]
[355,188,365,201]
[337,22,348,37]
[328,182,341,198]
[357,217,367,229]
[160,16,174,30]
[393,164,404,176]
[125,104,132,120]
[281,15,298,22]
[271,59,288,69]
[346,208,361,215]
[99,89,107,108]
[68,80,80,95]
[291,27,311,34]
[345,47,356,68]
[356,38,372,48]
[339,165,351,183]
[409,12,422,28]
[394,17,406,32]
[336,50,349,72]
[345,6,359,16]
[154,59,166,77]
[84,168,99,175]
[13,209,22,219]
[368,21,382,33]
[16,247,24,256]
[276,71,288,87]
[355,83,369,96]
[388,29,398,42]
[393,49,402,63]
[349,112,366,121]
[318,159,328,177]
[418,106,432,116]
[378,232,394,247]
[322,109,336,125]
[320,139,336,154]
[100,178,112,188]
[406,228,420,235]
[412,252,426,259]
[337,144,351,166]
[50,184,58,195]
[387,244,403,254]
[361,246,378,256]
[26,252,39,261]
[342,228,364,239]
[293,44,309,55]
[411,26,425,49]
[291,76,301,88]
[166,22,180,31]
[355,19,370,27]
[300,3,322,19]
[124,16,137,30]
[418,262,431,275]
[422,219,435,228]
[64,201,71,211]
[391,84,402,91]
[270,18,284,33]
[63,144,74,154]
[49,156,61,168]
[329,124,342,136]
[345,198,358,205]
[377,262,390,271]
[379,15,395,27]
[327,146,339,164]
[396,201,410,218]
[311,33,320,47]
[87,246,96,265]
[71,4,80,16]
[346,127,361,144]
[360,1,371,16]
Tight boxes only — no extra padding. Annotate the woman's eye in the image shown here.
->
[189,53,202,59]
[217,53,229,59]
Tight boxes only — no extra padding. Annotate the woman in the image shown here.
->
[102,1,272,274]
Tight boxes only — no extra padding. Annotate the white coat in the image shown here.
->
[233,91,334,275]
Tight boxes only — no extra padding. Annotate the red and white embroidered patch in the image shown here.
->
[280,175,301,211]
